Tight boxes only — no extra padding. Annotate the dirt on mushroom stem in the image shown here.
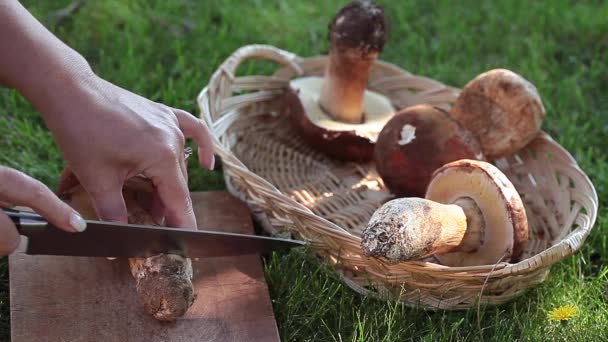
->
[361,198,468,263]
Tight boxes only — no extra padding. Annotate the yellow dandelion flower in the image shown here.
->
[547,305,577,321]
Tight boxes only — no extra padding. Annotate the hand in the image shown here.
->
[0,166,86,255]
[0,0,214,229]
[39,74,214,229]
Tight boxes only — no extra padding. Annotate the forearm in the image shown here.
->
[0,0,94,113]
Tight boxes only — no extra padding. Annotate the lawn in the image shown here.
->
[1,0,607,341]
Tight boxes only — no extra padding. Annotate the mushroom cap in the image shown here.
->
[329,0,387,58]
[425,159,528,266]
[450,69,545,159]
[285,76,395,162]
[374,104,484,197]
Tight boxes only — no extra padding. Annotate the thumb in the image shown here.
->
[0,166,86,233]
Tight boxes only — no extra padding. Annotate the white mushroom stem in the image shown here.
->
[361,197,483,262]
[320,50,377,124]
[451,197,484,253]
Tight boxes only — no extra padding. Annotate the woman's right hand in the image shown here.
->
[0,165,86,255]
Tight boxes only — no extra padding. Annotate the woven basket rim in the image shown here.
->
[196,44,599,278]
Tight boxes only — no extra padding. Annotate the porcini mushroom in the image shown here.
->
[284,0,394,162]
[450,68,545,159]
[57,170,195,321]
[361,159,528,267]
[373,104,484,197]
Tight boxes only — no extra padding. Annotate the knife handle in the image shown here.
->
[2,208,47,230]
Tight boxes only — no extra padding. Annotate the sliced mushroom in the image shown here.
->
[285,0,394,162]
[450,69,545,159]
[361,159,528,266]
[373,104,484,197]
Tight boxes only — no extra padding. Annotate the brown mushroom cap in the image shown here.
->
[285,77,395,162]
[450,69,545,159]
[374,104,484,197]
[425,159,528,266]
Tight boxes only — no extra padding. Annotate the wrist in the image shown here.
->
[0,0,97,116]
[19,50,95,107]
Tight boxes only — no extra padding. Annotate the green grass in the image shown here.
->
[2,0,607,341]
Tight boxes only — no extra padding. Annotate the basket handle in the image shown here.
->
[198,44,304,127]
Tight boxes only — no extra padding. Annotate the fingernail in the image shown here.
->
[70,212,87,232]
[209,155,216,170]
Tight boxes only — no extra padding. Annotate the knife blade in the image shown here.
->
[4,208,304,258]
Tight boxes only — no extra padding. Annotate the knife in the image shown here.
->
[4,208,304,258]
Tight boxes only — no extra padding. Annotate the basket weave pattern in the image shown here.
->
[197,45,598,309]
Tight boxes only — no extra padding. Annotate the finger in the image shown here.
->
[0,166,86,232]
[0,212,21,255]
[86,180,128,223]
[145,160,196,230]
[173,109,215,170]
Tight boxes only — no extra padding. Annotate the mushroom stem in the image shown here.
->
[319,0,386,124]
[361,197,487,263]
[361,198,469,262]
[452,197,484,253]
[320,50,376,124]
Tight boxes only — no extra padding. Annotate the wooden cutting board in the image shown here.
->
[9,191,280,342]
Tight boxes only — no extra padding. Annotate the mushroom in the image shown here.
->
[57,169,195,321]
[373,104,484,197]
[361,159,528,267]
[284,0,394,162]
[450,68,545,159]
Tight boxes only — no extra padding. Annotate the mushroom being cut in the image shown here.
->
[361,159,528,267]
[373,104,484,197]
[57,170,195,322]
[284,0,395,162]
[450,68,545,160]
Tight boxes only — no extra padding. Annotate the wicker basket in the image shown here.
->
[197,44,599,310]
